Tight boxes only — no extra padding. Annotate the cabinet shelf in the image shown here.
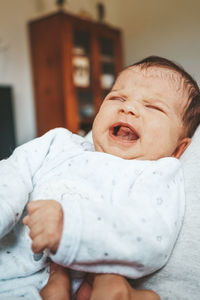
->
[80,116,94,124]
[75,86,92,91]
[100,55,115,63]
[29,11,123,136]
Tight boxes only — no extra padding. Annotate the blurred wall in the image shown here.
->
[0,0,37,145]
[0,0,200,145]
[118,0,200,84]
[0,0,121,145]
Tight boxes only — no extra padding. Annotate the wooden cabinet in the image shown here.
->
[29,12,123,136]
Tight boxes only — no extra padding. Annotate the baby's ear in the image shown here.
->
[172,137,191,159]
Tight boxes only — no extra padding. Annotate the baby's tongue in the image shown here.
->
[117,126,138,141]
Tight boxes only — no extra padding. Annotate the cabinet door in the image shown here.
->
[69,21,123,135]
[61,16,79,133]
[97,27,123,102]
[62,15,122,135]
[71,22,95,134]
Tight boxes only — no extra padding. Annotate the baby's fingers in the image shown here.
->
[22,215,29,226]
[29,224,43,240]
[32,234,48,253]
[27,200,45,214]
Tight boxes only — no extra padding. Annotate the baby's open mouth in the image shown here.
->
[109,123,139,141]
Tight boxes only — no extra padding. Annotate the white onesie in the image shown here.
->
[0,128,185,299]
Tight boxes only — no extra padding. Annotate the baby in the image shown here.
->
[0,56,199,300]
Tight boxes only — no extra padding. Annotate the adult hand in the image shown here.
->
[76,274,160,300]
[40,263,70,300]
[76,274,93,300]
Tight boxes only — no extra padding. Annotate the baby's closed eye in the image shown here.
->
[108,96,125,102]
[145,104,164,113]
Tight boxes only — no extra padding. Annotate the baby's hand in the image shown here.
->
[23,200,63,254]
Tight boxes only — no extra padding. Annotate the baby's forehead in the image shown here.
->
[117,65,189,99]
[124,65,184,87]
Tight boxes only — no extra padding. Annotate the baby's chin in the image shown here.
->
[95,146,161,160]
[93,140,146,160]
[100,147,139,160]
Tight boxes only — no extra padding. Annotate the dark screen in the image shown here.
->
[0,86,16,159]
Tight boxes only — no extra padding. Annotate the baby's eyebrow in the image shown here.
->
[108,90,127,98]
[109,89,120,93]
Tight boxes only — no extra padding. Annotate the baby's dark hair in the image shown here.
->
[129,56,200,138]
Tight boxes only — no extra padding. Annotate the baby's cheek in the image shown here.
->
[145,133,172,158]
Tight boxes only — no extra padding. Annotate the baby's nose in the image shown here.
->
[119,104,139,117]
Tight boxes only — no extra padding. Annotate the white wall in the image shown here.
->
[118,0,200,81]
[0,0,200,145]
[0,0,37,145]
[0,0,121,145]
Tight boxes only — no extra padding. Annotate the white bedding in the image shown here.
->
[134,125,200,299]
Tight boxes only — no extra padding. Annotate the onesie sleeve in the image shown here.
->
[0,128,69,239]
[51,157,185,279]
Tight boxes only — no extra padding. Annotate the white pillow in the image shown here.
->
[135,125,200,298]
[181,124,200,164]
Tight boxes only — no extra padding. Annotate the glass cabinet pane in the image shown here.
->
[99,37,115,90]
[76,89,94,134]
[73,30,91,88]
[100,37,114,57]
[77,90,94,118]
[74,30,91,55]
[73,29,93,135]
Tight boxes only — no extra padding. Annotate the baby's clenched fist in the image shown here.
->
[23,200,63,254]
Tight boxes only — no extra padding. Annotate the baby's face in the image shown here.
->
[92,66,190,160]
